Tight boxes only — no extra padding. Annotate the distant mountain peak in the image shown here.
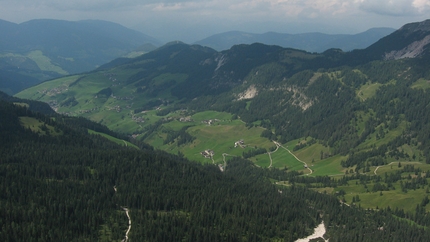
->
[380,19,430,60]
[399,19,430,33]
[194,28,395,52]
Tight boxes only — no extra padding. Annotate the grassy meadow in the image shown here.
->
[88,129,139,149]
[19,116,62,136]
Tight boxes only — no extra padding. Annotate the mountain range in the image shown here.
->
[194,27,395,52]
[1,18,396,95]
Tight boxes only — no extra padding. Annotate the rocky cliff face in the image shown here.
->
[384,34,430,60]
[383,19,430,60]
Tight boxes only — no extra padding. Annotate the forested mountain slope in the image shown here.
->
[3,93,430,241]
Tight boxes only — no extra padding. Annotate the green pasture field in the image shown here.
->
[88,129,139,149]
[314,185,429,213]
[191,111,233,122]
[271,147,302,169]
[411,78,430,90]
[356,120,408,151]
[13,102,30,108]
[162,120,191,131]
[16,75,81,100]
[400,144,423,161]
[19,116,62,136]
[294,142,330,164]
[252,148,296,170]
[374,162,430,175]
[284,138,345,176]
[182,121,273,164]
[146,113,274,164]
[309,155,346,176]
[0,51,68,75]
[309,161,430,213]
[27,50,68,75]
[357,82,382,101]
[253,153,271,168]
[17,70,186,134]
[143,114,350,175]
[340,182,430,213]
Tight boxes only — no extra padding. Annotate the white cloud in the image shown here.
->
[0,0,428,42]
[358,0,430,16]
[412,0,430,13]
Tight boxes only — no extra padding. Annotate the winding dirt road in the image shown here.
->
[114,186,132,242]
[121,207,131,242]
[219,153,234,172]
[273,141,313,175]
[267,144,280,168]
[374,162,402,175]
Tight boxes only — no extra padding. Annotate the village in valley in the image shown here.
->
[200,139,246,159]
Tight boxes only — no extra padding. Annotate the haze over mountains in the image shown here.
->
[1,18,395,95]
[194,27,395,52]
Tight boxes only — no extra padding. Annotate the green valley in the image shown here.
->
[14,19,430,219]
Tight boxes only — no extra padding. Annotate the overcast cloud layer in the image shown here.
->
[1,0,430,42]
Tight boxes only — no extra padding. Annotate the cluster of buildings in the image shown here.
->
[179,116,193,122]
[200,149,214,158]
[234,139,245,148]
[201,119,219,125]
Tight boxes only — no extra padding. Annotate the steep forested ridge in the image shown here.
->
[0,98,319,241]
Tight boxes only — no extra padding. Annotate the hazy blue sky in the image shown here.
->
[1,0,430,42]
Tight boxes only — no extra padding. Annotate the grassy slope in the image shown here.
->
[19,116,62,136]
[411,78,430,90]
[88,129,139,149]
[15,70,190,134]
[0,51,68,75]
[356,82,382,101]
[150,111,275,164]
